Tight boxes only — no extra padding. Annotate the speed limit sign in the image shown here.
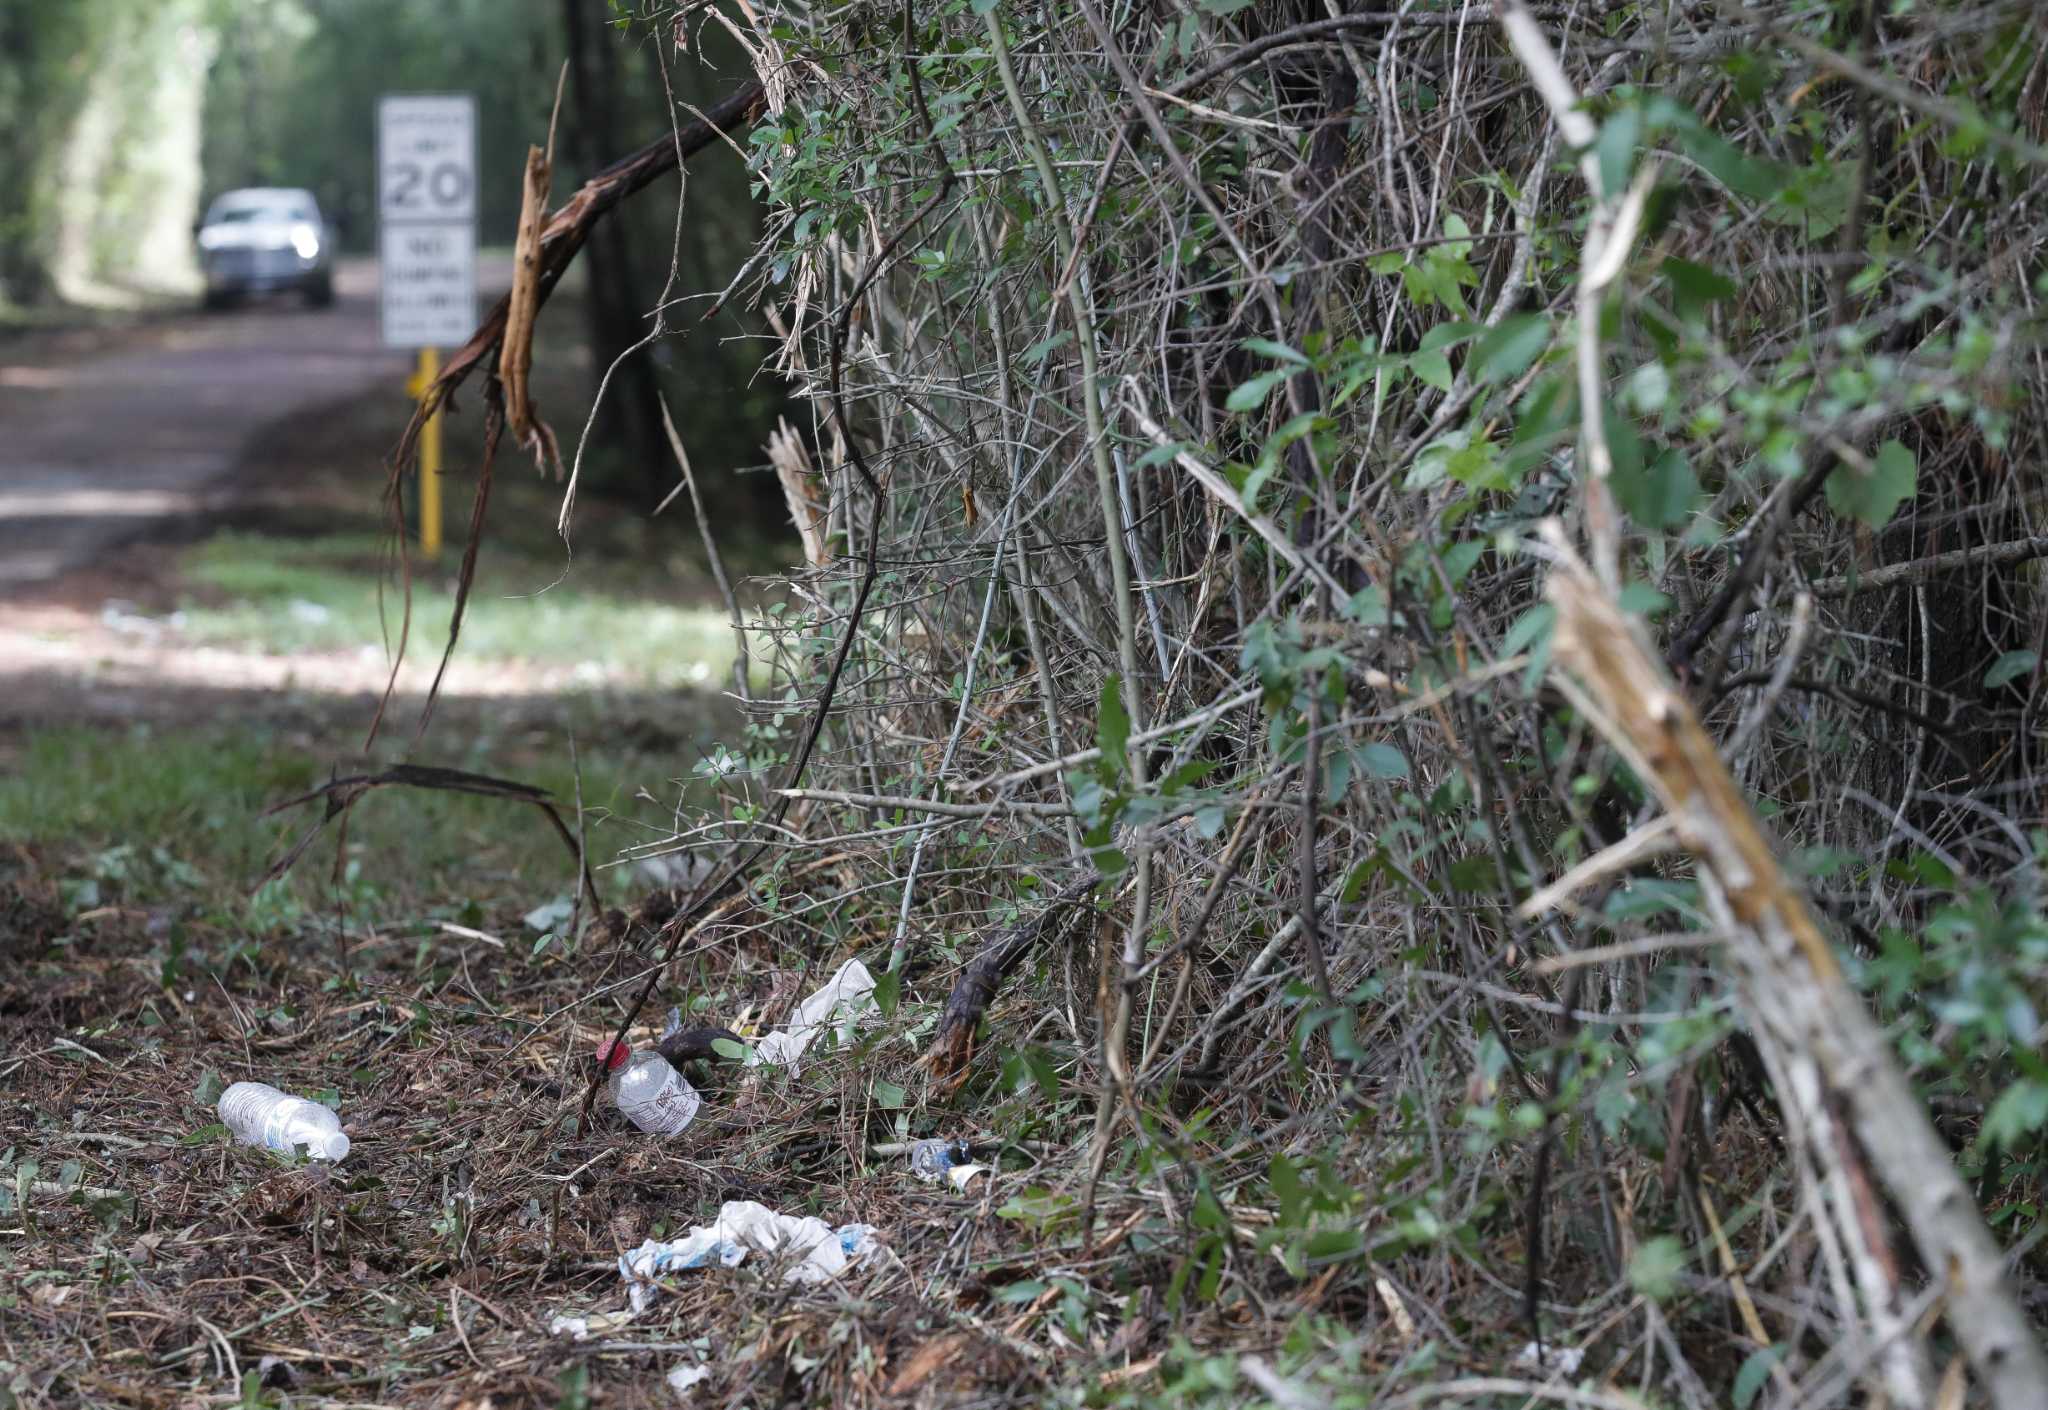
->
[378,93,476,347]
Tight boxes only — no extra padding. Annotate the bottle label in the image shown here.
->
[637,1077,701,1135]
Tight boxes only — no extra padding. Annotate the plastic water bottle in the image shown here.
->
[910,1137,964,1182]
[597,1039,701,1135]
[218,1082,351,1162]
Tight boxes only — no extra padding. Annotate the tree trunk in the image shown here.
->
[561,0,665,497]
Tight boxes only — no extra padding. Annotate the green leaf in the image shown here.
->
[711,1037,754,1062]
[1241,336,1309,366]
[1628,1234,1688,1301]
[1503,603,1555,658]
[1984,651,2038,690]
[1984,1079,2048,1148]
[1645,95,1780,199]
[1733,1348,1782,1410]
[1226,368,1290,412]
[1824,439,1916,529]
[1505,603,1557,691]
[1447,855,1496,893]
[1470,314,1550,384]
[1595,104,1642,197]
[1357,743,1410,780]
[1020,1048,1058,1100]
[1618,582,1672,617]
[1662,256,1737,307]
[1417,321,1478,353]
[1303,1228,1367,1263]
[873,967,902,1017]
[1022,330,1073,366]
[871,1079,906,1110]
[1439,539,1485,586]
[191,1068,225,1109]
[1409,350,1453,391]
[1097,675,1130,777]
[1614,447,1701,529]
[1269,1152,1306,1226]
[1322,748,1352,804]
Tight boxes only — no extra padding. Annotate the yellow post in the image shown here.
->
[412,345,444,558]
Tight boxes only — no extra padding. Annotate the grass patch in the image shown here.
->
[0,715,712,930]
[178,531,745,686]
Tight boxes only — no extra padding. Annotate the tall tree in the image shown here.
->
[560,0,667,496]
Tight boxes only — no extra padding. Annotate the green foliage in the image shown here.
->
[1857,871,2048,1188]
[0,0,212,302]
[1823,440,1917,529]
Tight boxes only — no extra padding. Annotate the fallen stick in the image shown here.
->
[925,874,1102,1089]
[1535,523,2048,1409]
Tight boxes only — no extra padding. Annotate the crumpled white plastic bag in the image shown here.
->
[1515,1340,1586,1375]
[749,958,876,1070]
[547,1309,638,1341]
[619,1199,879,1311]
[667,1363,712,1397]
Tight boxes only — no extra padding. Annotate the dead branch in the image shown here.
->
[499,76,564,476]
[1539,526,2048,1409]
[766,417,829,568]
[391,80,769,468]
[1805,533,2048,599]
[925,874,1101,1090]
[367,79,769,748]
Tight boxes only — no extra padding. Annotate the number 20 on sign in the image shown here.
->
[379,93,476,557]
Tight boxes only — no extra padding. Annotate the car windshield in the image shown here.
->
[209,197,313,225]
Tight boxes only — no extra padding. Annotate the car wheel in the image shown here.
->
[201,288,233,312]
[304,273,335,308]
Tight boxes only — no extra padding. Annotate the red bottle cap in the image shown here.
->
[596,1038,631,1071]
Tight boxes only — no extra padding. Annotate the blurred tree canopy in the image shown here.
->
[0,0,214,305]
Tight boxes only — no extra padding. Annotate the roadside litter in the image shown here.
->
[747,958,876,1069]
[619,1199,879,1311]
[600,957,875,1142]
[1515,1341,1586,1376]
[597,1038,701,1134]
[547,1310,638,1342]
[667,1364,712,1397]
[217,1081,350,1162]
[909,1137,989,1192]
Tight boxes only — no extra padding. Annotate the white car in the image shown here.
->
[195,187,335,308]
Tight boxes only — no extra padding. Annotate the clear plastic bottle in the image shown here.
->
[218,1082,351,1162]
[597,1039,701,1135]
[910,1137,963,1182]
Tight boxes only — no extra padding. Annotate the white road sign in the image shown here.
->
[380,223,476,348]
[378,93,476,347]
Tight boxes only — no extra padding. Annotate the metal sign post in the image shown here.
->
[378,93,476,558]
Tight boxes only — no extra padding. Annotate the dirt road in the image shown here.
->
[0,261,409,591]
